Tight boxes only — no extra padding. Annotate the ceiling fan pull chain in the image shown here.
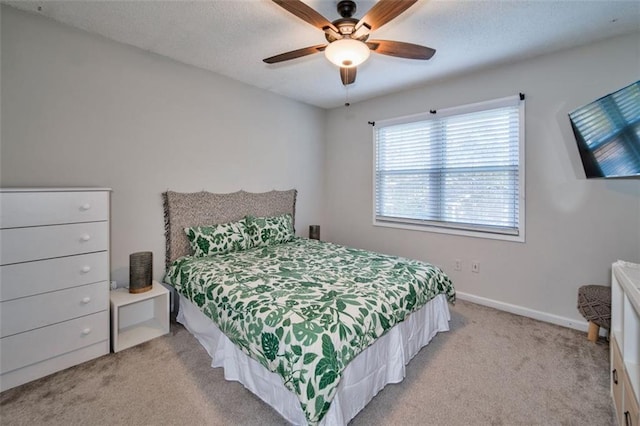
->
[344,85,350,107]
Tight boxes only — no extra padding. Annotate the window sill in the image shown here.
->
[373,219,525,243]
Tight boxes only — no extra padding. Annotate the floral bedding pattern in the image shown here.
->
[245,213,295,248]
[185,219,249,257]
[164,238,455,424]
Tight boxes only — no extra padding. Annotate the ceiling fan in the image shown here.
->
[263,0,435,86]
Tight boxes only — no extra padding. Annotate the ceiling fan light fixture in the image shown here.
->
[324,38,370,68]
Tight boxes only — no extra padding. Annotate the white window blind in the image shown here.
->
[374,95,525,240]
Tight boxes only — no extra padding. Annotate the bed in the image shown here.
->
[162,189,455,425]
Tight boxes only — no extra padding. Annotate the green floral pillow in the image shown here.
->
[184,219,249,257]
[245,213,294,248]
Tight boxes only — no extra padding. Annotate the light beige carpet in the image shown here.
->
[0,300,614,425]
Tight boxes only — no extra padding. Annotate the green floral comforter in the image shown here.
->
[164,238,455,424]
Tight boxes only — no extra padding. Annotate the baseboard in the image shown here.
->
[455,291,608,337]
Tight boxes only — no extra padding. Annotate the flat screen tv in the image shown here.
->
[569,81,640,178]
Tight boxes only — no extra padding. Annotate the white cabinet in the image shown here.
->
[110,282,169,353]
[611,260,640,426]
[0,188,111,392]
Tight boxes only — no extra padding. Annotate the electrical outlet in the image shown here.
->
[471,262,480,273]
[454,259,462,271]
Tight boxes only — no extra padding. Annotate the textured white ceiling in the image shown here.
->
[5,0,640,109]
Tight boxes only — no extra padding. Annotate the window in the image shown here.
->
[374,95,525,242]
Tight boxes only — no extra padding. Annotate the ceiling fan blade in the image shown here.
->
[272,0,339,33]
[263,44,327,64]
[356,0,418,31]
[367,40,435,60]
[340,67,357,85]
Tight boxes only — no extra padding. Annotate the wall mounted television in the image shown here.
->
[569,81,640,179]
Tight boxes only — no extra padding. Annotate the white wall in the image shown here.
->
[0,6,326,284]
[2,5,639,328]
[324,32,640,326]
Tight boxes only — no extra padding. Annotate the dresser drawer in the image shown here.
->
[623,369,640,426]
[0,190,108,229]
[613,337,624,425]
[0,252,108,301]
[0,311,108,374]
[1,281,108,338]
[0,222,108,265]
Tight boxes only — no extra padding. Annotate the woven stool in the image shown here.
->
[577,285,611,342]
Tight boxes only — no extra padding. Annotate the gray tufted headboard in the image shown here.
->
[162,189,297,268]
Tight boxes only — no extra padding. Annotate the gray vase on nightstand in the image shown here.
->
[309,225,320,240]
[129,251,153,293]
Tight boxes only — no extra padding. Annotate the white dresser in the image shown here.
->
[0,188,111,392]
[611,260,640,426]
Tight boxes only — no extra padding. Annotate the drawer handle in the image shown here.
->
[81,297,91,304]
[80,203,91,211]
[81,234,91,242]
[624,411,631,426]
[82,328,92,336]
[613,368,618,385]
[81,266,92,273]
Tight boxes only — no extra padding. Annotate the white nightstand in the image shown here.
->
[110,281,169,352]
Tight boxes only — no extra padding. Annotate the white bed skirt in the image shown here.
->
[177,293,451,425]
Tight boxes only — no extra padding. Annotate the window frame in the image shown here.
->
[372,95,526,243]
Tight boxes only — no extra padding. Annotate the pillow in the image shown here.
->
[184,218,249,257]
[245,213,295,248]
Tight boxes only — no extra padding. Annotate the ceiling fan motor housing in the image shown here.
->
[325,18,362,42]
[325,1,366,43]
